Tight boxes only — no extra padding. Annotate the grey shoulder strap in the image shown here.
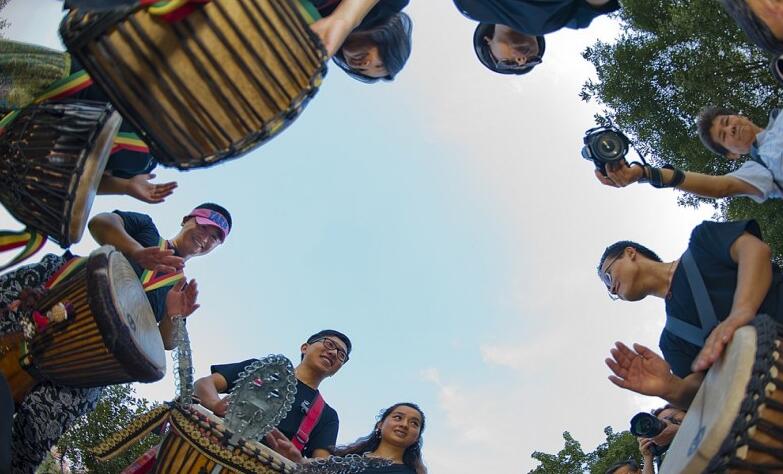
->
[664,250,719,346]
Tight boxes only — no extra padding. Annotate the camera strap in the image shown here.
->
[749,148,783,196]
[664,250,719,347]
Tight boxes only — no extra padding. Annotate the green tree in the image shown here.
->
[56,384,161,474]
[0,0,10,36]
[581,0,783,256]
[529,427,641,474]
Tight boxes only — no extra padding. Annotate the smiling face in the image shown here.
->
[341,35,388,79]
[378,405,423,450]
[300,336,348,377]
[709,114,760,158]
[174,218,224,259]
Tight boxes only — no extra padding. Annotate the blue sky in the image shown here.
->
[2,2,717,472]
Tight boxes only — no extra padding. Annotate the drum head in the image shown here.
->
[660,326,757,474]
[68,108,122,244]
[87,246,166,382]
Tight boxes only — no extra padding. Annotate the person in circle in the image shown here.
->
[266,402,427,473]
[309,0,413,82]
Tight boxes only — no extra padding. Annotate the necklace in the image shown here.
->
[665,259,678,299]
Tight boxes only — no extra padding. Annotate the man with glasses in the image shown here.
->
[194,329,351,461]
[596,220,783,409]
[453,0,619,75]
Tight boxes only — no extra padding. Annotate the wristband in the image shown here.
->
[647,164,685,189]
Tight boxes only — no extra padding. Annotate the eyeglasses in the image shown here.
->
[486,46,542,72]
[599,254,622,301]
[312,337,349,363]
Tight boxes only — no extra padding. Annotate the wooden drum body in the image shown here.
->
[60,0,327,169]
[0,101,121,246]
[155,404,296,474]
[0,246,166,402]
[661,315,783,473]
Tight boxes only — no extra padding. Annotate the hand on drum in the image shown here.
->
[605,342,676,397]
[212,395,230,417]
[125,174,177,204]
[692,318,743,372]
[131,246,184,273]
[594,161,644,188]
[165,279,200,318]
[265,428,304,463]
[310,15,354,58]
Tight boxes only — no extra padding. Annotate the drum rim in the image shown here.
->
[67,107,121,245]
[87,246,166,382]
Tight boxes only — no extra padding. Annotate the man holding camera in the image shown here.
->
[453,0,620,75]
[631,405,685,473]
[597,219,783,410]
[593,106,783,203]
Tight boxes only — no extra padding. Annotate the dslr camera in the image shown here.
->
[581,120,630,176]
[630,412,670,457]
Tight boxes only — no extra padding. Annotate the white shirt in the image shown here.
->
[728,110,783,203]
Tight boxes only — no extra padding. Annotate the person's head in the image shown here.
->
[597,241,662,301]
[299,329,352,377]
[174,203,232,259]
[697,106,761,159]
[649,405,686,447]
[333,12,413,83]
[334,402,427,473]
[719,0,783,55]
[606,460,641,474]
[474,23,545,75]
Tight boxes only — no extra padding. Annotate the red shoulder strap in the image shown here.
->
[291,392,325,451]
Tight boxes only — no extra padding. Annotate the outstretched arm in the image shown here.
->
[596,162,762,198]
[606,341,704,409]
[692,231,772,371]
[98,173,177,204]
[309,0,380,57]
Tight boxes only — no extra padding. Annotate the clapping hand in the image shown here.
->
[605,342,675,397]
[131,246,184,273]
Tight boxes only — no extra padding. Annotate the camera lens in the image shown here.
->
[630,412,667,438]
[593,130,627,162]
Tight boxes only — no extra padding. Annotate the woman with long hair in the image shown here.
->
[309,0,413,82]
[332,402,427,473]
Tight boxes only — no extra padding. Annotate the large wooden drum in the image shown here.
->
[0,100,121,247]
[0,246,166,402]
[154,404,297,474]
[661,315,783,473]
[60,0,327,169]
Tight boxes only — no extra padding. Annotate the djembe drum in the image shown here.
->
[154,404,297,474]
[0,246,166,402]
[0,100,121,247]
[60,0,327,169]
[660,314,783,473]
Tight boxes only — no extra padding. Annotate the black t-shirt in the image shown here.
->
[362,464,416,474]
[661,220,783,377]
[211,358,339,458]
[313,0,408,30]
[453,0,619,36]
[112,210,175,322]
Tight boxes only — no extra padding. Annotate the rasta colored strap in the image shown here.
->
[140,238,185,292]
[0,229,47,272]
[44,256,87,289]
[111,132,149,155]
[292,392,325,451]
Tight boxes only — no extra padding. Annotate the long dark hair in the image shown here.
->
[333,12,413,83]
[719,0,783,55]
[333,402,427,473]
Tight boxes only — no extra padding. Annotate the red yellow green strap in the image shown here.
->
[111,132,149,154]
[0,229,47,272]
[32,69,93,104]
[140,238,184,292]
[297,0,322,23]
[44,256,87,289]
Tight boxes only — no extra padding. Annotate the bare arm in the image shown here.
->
[194,372,231,416]
[599,163,763,198]
[692,232,773,371]
[88,212,145,256]
[309,0,380,57]
[97,173,177,204]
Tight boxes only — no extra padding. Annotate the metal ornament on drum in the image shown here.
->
[661,315,783,473]
[0,100,121,247]
[0,246,166,402]
[60,0,328,170]
[225,355,298,441]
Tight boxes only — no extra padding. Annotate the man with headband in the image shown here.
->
[4,203,231,473]
[454,0,619,75]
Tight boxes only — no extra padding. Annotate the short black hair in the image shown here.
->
[194,202,232,231]
[306,329,352,355]
[598,241,662,274]
[333,12,413,83]
[719,0,783,55]
[606,460,640,474]
[696,106,738,156]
